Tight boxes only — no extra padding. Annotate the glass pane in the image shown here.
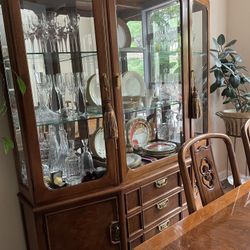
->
[191,1,208,136]
[20,1,107,189]
[117,0,183,170]
[0,6,29,187]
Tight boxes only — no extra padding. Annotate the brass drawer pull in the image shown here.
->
[155,177,168,188]
[156,198,169,210]
[158,219,170,232]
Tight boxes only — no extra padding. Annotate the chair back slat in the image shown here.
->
[178,133,241,214]
[190,140,224,206]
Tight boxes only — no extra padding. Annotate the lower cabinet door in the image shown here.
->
[44,197,120,250]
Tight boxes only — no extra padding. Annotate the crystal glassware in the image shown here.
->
[57,126,69,179]
[35,72,59,123]
[48,126,60,173]
[65,140,82,185]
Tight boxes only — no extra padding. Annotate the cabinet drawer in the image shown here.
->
[128,235,144,250]
[125,189,140,214]
[144,191,180,228]
[127,212,143,237]
[144,212,181,241]
[142,172,179,205]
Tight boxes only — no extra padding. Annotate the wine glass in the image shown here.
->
[35,72,59,123]
[75,72,87,116]
[67,12,80,52]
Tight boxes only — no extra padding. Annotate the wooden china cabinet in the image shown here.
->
[0,0,209,249]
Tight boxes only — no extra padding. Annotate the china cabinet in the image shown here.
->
[0,0,209,249]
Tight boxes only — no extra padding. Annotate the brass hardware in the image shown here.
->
[155,177,168,188]
[158,219,170,232]
[156,198,169,210]
[115,74,121,88]
[109,221,120,244]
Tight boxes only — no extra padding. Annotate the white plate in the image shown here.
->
[86,74,102,106]
[126,117,153,149]
[117,18,131,49]
[92,128,106,159]
[122,71,145,97]
[126,153,142,169]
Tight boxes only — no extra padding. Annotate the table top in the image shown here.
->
[135,181,250,250]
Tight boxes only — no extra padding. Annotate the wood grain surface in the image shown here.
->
[135,181,250,250]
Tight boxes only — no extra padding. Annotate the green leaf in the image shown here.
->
[223,99,231,104]
[229,74,241,88]
[214,69,224,86]
[225,47,236,53]
[17,76,26,96]
[212,37,219,49]
[3,137,14,154]
[237,66,248,72]
[225,39,237,47]
[221,88,230,97]
[210,53,222,67]
[210,82,218,93]
[217,34,225,46]
[234,54,242,63]
[221,63,234,74]
[210,49,219,53]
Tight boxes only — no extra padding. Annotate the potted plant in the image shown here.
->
[210,34,250,137]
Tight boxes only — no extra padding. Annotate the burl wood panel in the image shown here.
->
[135,181,250,250]
[141,172,180,205]
[45,197,120,250]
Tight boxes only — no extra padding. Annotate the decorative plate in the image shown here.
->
[126,153,142,169]
[126,117,153,149]
[122,71,145,97]
[90,128,106,159]
[143,142,177,156]
[117,18,131,49]
[86,74,102,106]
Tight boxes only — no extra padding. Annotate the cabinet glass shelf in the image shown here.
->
[26,51,97,55]
[123,100,180,115]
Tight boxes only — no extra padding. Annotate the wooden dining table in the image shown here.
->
[135,181,250,250]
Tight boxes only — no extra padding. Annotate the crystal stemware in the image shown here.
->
[35,72,59,123]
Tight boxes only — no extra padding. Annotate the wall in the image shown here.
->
[226,0,250,177]
[0,114,26,250]
[209,0,229,179]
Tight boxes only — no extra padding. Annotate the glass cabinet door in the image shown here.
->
[116,0,183,170]
[18,0,108,189]
[0,6,29,188]
[191,0,209,136]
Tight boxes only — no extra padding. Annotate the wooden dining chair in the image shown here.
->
[241,119,250,174]
[178,133,241,214]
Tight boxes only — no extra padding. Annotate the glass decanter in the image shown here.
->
[65,140,81,185]
[48,126,60,173]
[57,126,69,179]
